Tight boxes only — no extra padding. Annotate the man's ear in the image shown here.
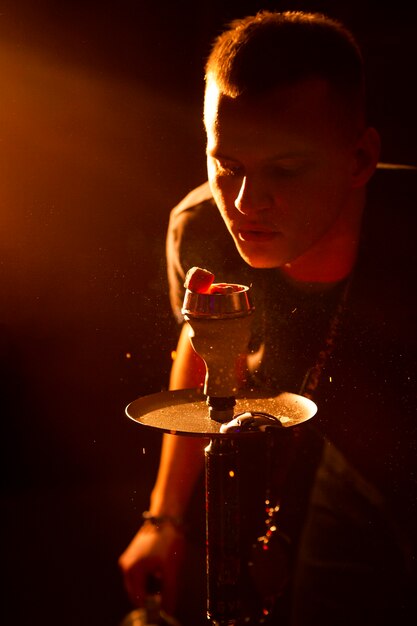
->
[351,126,381,188]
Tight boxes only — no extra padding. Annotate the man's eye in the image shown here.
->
[215,160,241,176]
[268,161,307,176]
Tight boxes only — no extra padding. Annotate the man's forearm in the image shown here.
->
[149,433,206,518]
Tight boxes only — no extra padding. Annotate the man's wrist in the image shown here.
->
[141,510,185,532]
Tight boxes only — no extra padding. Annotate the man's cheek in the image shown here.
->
[214,185,237,215]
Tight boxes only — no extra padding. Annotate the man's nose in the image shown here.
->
[234,175,270,215]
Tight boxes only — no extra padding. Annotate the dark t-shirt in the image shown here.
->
[166,168,417,535]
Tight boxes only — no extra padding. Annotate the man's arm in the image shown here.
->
[118,324,207,614]
[149,324,208,518]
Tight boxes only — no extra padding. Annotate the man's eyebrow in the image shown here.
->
[268,151,314,160]
[207,149,313,160]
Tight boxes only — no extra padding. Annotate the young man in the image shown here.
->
[119,11,416,625]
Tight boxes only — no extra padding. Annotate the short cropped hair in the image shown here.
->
[205,11,366,122]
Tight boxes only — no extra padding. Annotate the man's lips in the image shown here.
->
[238,227,280,242]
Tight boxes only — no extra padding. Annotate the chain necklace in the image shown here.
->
[299,275,352,399]
[246,274,353,623]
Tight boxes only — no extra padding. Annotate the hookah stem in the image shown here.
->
[205,435,241,625]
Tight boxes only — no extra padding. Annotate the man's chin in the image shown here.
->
[235,243,283,269]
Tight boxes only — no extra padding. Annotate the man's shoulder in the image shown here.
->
[364,165,416,257]
[367,164,416,223]
[168,181,226,247]
[353,165,416,342]
[170,181,214,217]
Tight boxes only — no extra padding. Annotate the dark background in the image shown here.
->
[1,1,416,625]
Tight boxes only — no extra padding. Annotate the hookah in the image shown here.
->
[125,268,317,625]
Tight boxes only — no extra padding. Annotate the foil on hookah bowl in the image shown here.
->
[181,285,253,319]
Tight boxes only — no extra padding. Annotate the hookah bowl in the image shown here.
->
[182,283,254,422]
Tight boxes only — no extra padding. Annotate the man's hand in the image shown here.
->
[118,520,186,615]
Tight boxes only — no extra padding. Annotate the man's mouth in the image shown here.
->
[238,228,279,242]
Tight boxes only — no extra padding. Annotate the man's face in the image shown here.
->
[205,78,361,269]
